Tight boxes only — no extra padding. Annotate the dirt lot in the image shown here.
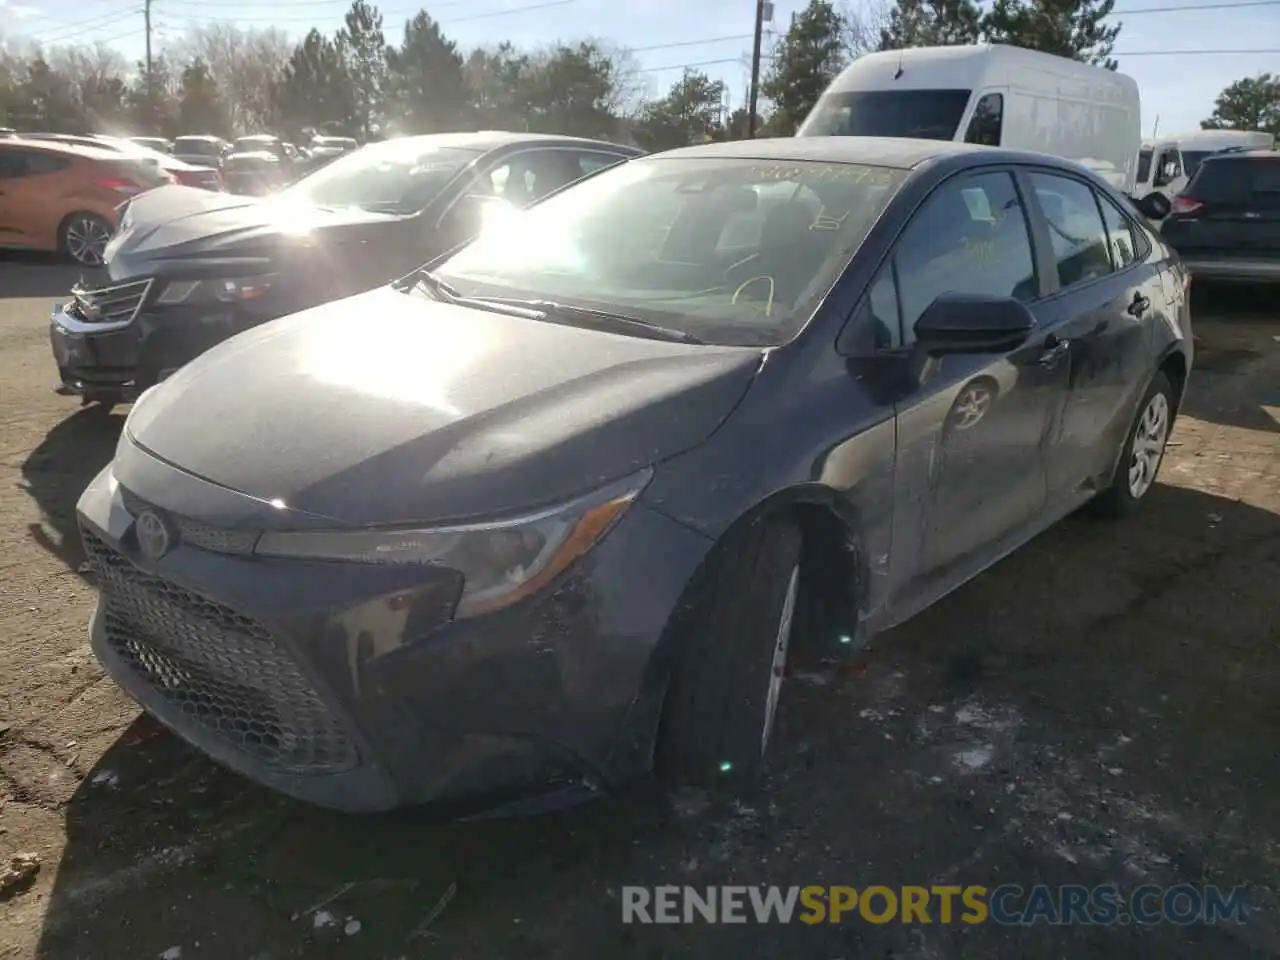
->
[0,254,1277,959]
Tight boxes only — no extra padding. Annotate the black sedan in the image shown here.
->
[77,137,1192,814]
[48,131,642,408]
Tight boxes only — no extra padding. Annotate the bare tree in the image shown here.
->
[166,23,292,133]
[841,0,891,57]
[47,42,130,130]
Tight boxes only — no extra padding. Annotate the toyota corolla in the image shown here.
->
[77,138,1191,814]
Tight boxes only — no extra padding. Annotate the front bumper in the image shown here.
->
[76,444,710,813]
[49,298,274,402]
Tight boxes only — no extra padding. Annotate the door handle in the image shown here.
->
[1127,293,1151,317]
[1038,336,1070,367]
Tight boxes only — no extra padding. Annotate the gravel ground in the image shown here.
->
[1,254,1277,960]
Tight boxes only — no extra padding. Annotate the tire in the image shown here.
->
[59,212,113,266]
[657,516,803,793]
[1091,371,1174,518]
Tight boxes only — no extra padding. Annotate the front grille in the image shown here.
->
[119,488,258,556]
[84,530,358,775]
[68,278,152,325]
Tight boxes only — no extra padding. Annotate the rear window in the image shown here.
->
[174,138,219,156]
[797,89,972,141]
[1187,156,1280,204]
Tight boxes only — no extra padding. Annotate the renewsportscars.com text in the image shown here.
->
[621,884,1249,926]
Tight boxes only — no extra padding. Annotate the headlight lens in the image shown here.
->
[157,276,274,305]
[254,469,652,618]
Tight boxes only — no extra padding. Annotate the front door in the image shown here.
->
[885,169,1069,599]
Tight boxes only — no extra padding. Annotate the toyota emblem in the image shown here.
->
[135,510,173,561]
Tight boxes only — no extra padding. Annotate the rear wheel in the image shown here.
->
[1091,371,1174,518]
[60,213,113,266]
[657,517,803,794]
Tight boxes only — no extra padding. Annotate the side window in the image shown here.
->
[1097,194,1141,269]
[0,149,31,179]
[575,152,626,176]
[895,171,1038,339]
[841,268,901,354]
[24,152,71,176]
[963,93,1004,147]
[1028,172,1114,288]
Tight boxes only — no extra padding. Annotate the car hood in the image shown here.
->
[107,185,396,270]
[125,287,761,526]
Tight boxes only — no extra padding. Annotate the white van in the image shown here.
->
[797,44,1142,195]
[1168,129,1276,178]
[1134,137,1188,207]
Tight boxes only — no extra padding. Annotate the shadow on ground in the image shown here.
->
[0,251,102,300]
[34,482,1280,960]
[20,406,124,576]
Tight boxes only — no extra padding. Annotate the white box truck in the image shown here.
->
[797,44,1142,195]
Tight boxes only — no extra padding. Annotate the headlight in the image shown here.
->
[157,276,274,305]
[254,469,652,618]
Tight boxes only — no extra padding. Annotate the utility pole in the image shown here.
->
[747,0,765,138]
[145,0,153,76]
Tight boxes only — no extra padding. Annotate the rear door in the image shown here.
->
[1162,154,1280,257]
[1020,169,1165,500]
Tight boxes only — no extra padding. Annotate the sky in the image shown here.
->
[1,0,1278,135]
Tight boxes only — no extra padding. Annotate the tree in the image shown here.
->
[635,69,726,151]
[385,11,469,134]
[49,44,128,130]
[762,0,850,135]
[464,44,530,129]
[338,0,391,140]
[724,106,764,140]
[178,58,230,136]
[9,54,81,131]
[878,0,981,49]
[981,0,1121,69]
[520,41,631,139]
[1201,73,1280,135]
[169,23,291,134]
[274,29,356,139]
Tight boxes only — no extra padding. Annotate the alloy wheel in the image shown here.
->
[1127,391,1170,499]
[65,216,112,266]
[761,564,800,756]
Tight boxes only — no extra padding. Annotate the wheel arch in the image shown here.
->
[633,484,868,773]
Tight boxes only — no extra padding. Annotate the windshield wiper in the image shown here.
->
[465,297,704,344]
[399,268,462,299]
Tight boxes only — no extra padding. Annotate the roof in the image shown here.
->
[643,136,1012,169]
[1199,148,1280,162]
[371,131,643,154]
[4,137,124,161]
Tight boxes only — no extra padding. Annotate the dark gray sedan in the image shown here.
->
[77,137,1192,814]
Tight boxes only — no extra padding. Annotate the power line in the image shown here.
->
[150,0,583,25]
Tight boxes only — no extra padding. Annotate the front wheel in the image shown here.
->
[60,212,113,266]
[657,517,803,794]
[1091,371,1174,518]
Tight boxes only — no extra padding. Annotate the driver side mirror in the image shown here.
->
[913,293,1035,355]
[1134,192,1171,221]
[441,193,516,244]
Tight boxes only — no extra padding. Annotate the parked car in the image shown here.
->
[1159,149,1280,284]
[48,131,641,407]
[129,136,174,154]
[172,135,231,170]
[18,133,223,191]
[0,139,173,265]
[75,137,1190,814]
[222,136,294,194]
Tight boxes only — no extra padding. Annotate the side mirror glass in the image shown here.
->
[445,193,517,242]
[913,293,1035,355]
[1135,192,1171,221]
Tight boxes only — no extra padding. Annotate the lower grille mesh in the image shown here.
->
[84,530,358,775]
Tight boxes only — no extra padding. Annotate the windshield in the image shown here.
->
[174,138,219,156]
[1181,150,1217,177]
[280,140,480,214]
[1137,149,1153,184]
[798,90,972,140]
[431,157,906,347]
